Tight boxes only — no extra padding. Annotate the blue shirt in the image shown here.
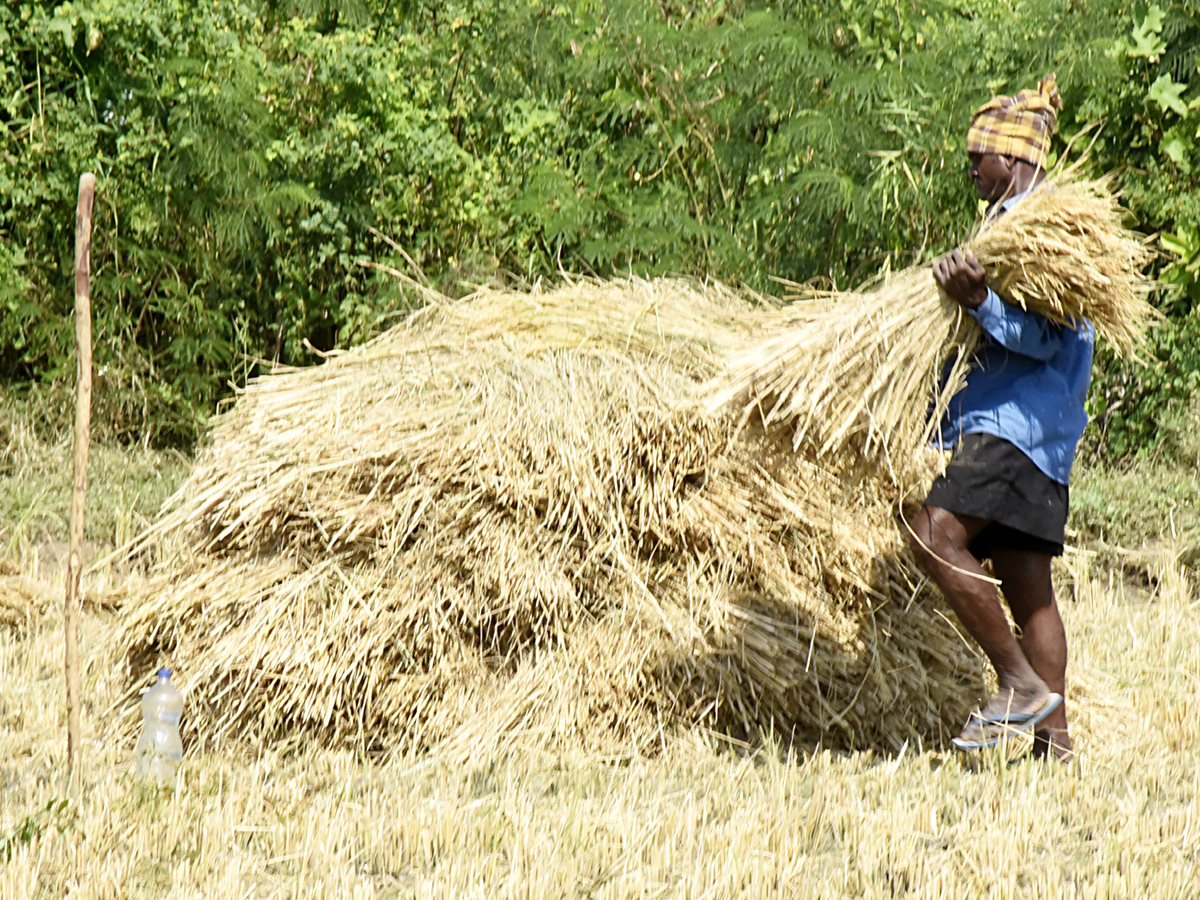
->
[939,288,1094,485]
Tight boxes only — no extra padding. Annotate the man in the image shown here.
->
[908,74,1090,762]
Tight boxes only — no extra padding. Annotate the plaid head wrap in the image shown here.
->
[966,73,1063,168]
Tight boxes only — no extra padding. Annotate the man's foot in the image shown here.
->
[951,691,1062,751]
[1032,727,1074,764]
[976,685,1056,723]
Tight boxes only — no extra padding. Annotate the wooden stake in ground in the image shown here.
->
[66,172,96,786]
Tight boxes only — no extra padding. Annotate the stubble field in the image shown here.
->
[2,404,1199,899]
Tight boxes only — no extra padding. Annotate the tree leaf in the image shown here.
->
[1149,74,1189,117]
[1163,136,1189,163]
[1126,4,1166,60]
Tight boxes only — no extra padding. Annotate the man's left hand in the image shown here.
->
[933,249,988,310]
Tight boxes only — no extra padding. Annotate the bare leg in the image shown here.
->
[908,506,1052,720]
[992,548,1073,762]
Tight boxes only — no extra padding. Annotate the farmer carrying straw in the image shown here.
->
[909,74,1088,762]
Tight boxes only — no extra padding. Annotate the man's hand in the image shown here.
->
[933,249,988,310]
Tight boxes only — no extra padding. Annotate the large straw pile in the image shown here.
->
[706,169,1157,479]
[110,279,985,756]
[111,169,1151,757]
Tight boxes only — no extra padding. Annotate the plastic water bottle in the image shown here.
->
[135,667,183,785]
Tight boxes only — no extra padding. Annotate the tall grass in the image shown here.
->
[0,386,187,567]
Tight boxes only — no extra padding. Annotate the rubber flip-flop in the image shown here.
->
[951,692,1063,751]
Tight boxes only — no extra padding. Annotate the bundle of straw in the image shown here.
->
[970,170,1158,350]
[705,268,976,485]
[706,168,1157,480]
[109,279,984,756]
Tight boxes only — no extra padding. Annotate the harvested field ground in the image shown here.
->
[3,422,1199,898]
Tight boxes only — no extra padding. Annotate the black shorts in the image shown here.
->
[924,433,1069,559]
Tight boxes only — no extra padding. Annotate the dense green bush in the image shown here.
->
[1076,2,1200,461]
[1,0,503,442]
[2,0,1200,455]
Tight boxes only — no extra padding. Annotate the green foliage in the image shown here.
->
[0,0,496,443]
[2,0,1200,457]
[1067,2,1200,460]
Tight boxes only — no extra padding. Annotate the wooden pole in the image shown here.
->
[66,172,96,787]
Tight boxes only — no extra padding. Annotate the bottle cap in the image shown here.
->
[157,667,172,679]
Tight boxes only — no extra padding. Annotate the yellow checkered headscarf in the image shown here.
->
[966,73,1062,168]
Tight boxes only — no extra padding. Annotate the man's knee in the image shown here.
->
[906,508,939,573]
[907,506,968,574]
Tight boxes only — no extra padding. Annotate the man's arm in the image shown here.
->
[933,248,1061,361]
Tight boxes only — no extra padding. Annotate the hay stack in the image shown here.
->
[111,279,983,756]
[706,169,1157,479]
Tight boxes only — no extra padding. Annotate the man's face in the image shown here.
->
[967,152,1015,203]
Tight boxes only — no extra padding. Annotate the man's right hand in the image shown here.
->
[933,249,988,310]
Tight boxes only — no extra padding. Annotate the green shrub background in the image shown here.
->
[4,0,1200,453]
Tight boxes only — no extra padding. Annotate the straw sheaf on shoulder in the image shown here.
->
[705,166,1157,478]
[967,169,1160,358]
